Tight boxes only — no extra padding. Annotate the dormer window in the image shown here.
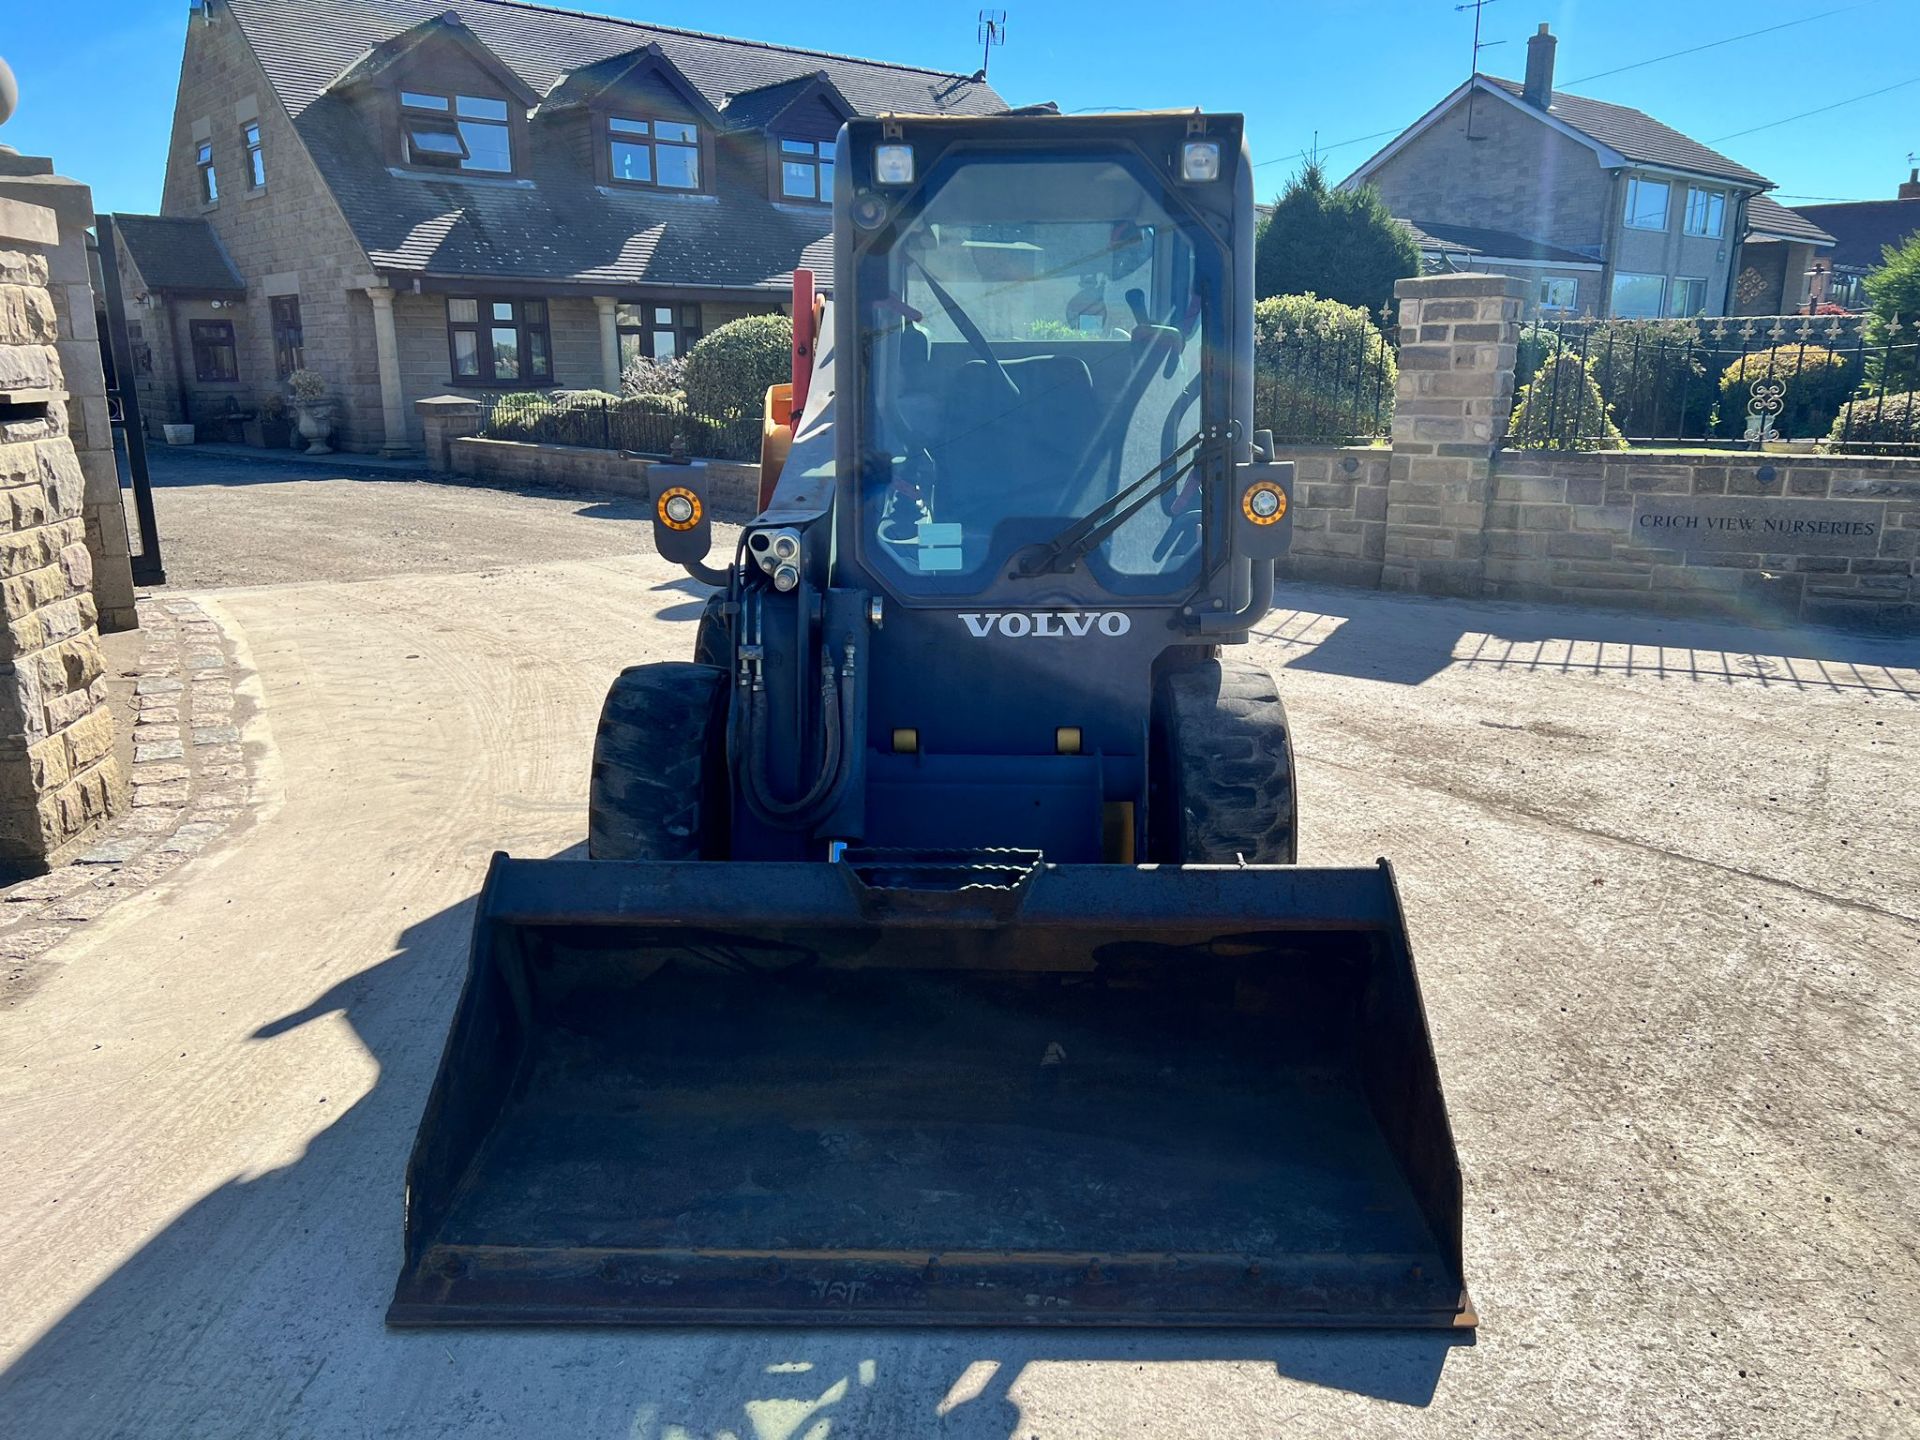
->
[777,138,833,202]
[609,117,700,189]
[401,90,513,173]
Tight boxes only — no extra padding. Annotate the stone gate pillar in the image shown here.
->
[1380,273,1525,596]
[0,195,125,871]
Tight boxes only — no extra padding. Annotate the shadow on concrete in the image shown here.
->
[0,844,1463,1435]
[1263,581,1920,696]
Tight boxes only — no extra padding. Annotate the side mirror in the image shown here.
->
[1231,460,1294,559]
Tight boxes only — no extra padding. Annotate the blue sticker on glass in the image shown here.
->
[917,521,963,572]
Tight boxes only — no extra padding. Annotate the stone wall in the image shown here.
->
[1484,453,1918,628]
[0,198,126,871]
[445,434,761,518]
[0,161,139,633]
[1278,274,1918,630]
[1272,444,1390,588]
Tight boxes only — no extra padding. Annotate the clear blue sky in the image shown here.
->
[2,0,1914,216]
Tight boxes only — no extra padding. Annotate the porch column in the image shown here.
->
[594,295,621,392]
[365,285,411,456]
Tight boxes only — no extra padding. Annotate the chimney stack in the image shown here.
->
[1524,24,1557,109]
[1900,167,1920,201]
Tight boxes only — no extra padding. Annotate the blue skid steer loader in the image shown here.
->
[390,110,1476,1330]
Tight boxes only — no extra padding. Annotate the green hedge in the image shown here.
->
[683,313,792,419]
[1715,345,1858,439]
[1571,318,1713,438]
[1251,293,1395,443]
[1830,389,1920,448]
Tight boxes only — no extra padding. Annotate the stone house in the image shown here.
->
[1345,24,1818,320]
[110,0,1006,454]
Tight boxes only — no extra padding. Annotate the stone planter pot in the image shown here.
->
[295,402,335,455]
[162,423,194,445]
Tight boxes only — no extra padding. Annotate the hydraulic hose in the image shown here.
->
[740,634,857,829]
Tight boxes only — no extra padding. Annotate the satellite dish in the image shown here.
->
[0,57,17,131]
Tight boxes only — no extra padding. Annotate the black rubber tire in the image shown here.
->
[1150,658,1298,864]
[693,593,731,669]
[588,662,729,861]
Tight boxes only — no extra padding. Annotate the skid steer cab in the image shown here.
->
[392,111,1476,1334]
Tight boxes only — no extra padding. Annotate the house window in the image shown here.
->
[243,122,266,189]
[196,140,218,203]
[1609,271,1666,318]
[1683,188,1724,238]
[401,91,513,173]
[1622,177,1669,231]
[1667,276,1708,316]
[778,138,834,202]
[616,302,702,369]
[1538,276,1579,311]
[608,117,700,189]
[446,297,551,385]
[189,319,238,382]
[270,296,304,379]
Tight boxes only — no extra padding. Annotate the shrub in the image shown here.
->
[1829,389,1920,448]
[683,312,792,418]
[1863,230,1920,391]
[1572,318,1712,438]
[1716,345,1858,439]
[1254,161,1418,314]
[1516,323,1560,385]
[1506,351,1626,451]
[1251,293,1396,443]
[621,352,688,398]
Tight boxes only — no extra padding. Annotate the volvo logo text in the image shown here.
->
[959,612,1132,638]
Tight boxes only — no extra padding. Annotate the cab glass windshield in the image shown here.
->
[854,152,1217,595]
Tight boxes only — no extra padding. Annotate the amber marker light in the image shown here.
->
[1243,481,1287,525]
[658,488,701,531]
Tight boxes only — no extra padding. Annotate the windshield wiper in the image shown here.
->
[1008,431,1213,578]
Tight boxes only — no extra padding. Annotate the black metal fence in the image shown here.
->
[1253,308,1398,446]
[1505,315,1920,453]
[479,392,762,463]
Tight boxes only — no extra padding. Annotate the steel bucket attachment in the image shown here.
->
[390,852,1474,1328]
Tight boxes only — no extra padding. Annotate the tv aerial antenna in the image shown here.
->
[977,10,1007,81]
[1455,0,1506,141]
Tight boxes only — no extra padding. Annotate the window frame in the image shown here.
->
[775,137,834,203]
[445,296,552,388]
[1622,176,1670,231]
[1609,271,1667,319]
[606,115,702,191]
[399,89,515,174]
[270,295,304,380]
[189,318,239,383]
[1537,276,1579,312]
[1666,275,1709,317]
[616,302,702,369]
[196,140,218,204]
[242,121,266,190]
[1682,187,1725,239]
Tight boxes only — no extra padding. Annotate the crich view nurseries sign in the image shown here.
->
[1630,496,1883,558]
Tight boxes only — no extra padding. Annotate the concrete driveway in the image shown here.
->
[3,457,1916,1437]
